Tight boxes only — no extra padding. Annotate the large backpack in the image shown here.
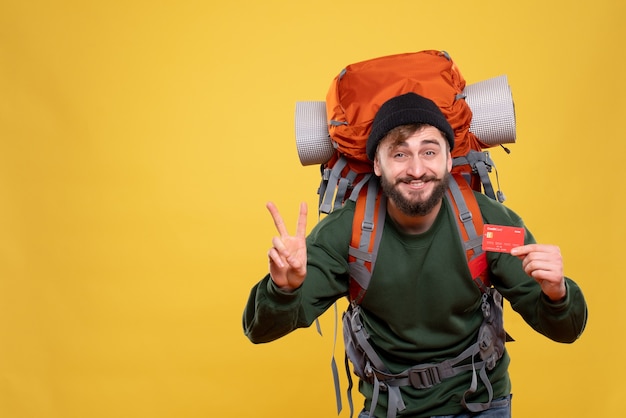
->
[294,50,516,417]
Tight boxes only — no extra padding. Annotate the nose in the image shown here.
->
[405,156,425,178]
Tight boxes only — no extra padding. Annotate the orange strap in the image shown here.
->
[348,181,385,303]
[448,173,490,289]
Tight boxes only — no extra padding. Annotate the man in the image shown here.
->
[243,92,587,417]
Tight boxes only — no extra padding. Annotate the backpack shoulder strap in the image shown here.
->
[347,177,386,303]
[445,173,490,291]
[347,172,490,303]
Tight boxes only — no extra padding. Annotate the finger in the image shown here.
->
[271,235,289,258]
[511,243,559,255]
[266,201,289,237]
[525,264,560,280]
[296,202,308,238]
[270,245,294,272]
[522,257,563,281]
[268,247,285,269]
[269,243,306,281]
[520,248,562,269]
[510,244,536,257]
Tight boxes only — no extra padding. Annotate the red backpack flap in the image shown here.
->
[325,50,491,165]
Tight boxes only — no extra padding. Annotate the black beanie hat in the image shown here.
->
[366,92,455,161]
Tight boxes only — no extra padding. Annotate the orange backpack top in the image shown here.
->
[326,50,485,162]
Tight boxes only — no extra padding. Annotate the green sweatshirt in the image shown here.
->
[243,192,587,417]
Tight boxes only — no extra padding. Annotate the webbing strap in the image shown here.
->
[461,353,494,413]
[348,247,374,263]
[349,305,388,373]
[362,376,406,418]
[330,303,342,414]
[320,156,348,214]
[317,172,329,213]
[445,174,489,286]
[348,304,406,418]
[474,160,495,200]
[463,236,484,252]
[371,196,386,271]
[348,173,373,202]
[319,156,372,214]
[359,180,380,254]
[453,150,498,200]
[345,352,355,418]
[348,178,386,302]
[335,170,358,211]
[370,375,380,418]
[386,386,405,418]
[367,371,406,418]
[447,175,479,246]
[368,340,486,389]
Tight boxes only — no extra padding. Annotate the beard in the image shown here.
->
[380,171,450,217]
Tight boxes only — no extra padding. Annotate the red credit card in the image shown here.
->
[482,224,525,253]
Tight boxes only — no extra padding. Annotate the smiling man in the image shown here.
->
[243,92,588,417]
[374,123,452,233]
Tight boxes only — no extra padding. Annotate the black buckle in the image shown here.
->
[408,366,441,389]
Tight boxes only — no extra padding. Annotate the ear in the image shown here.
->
[373,155,382,176]
[446,149,453,172]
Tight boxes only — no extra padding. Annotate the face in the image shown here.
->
[373,125,452,217]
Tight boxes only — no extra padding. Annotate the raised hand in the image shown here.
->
[266,201,308,291]
[510,244,567,302]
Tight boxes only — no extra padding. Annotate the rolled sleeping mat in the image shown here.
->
[464,75,516,147]
[294,101,336,166]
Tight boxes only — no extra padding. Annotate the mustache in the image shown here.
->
[395,175,441,185]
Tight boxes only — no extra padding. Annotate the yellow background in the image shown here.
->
[1,0,624,417]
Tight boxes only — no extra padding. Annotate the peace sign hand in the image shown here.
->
[266,202,308,292]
